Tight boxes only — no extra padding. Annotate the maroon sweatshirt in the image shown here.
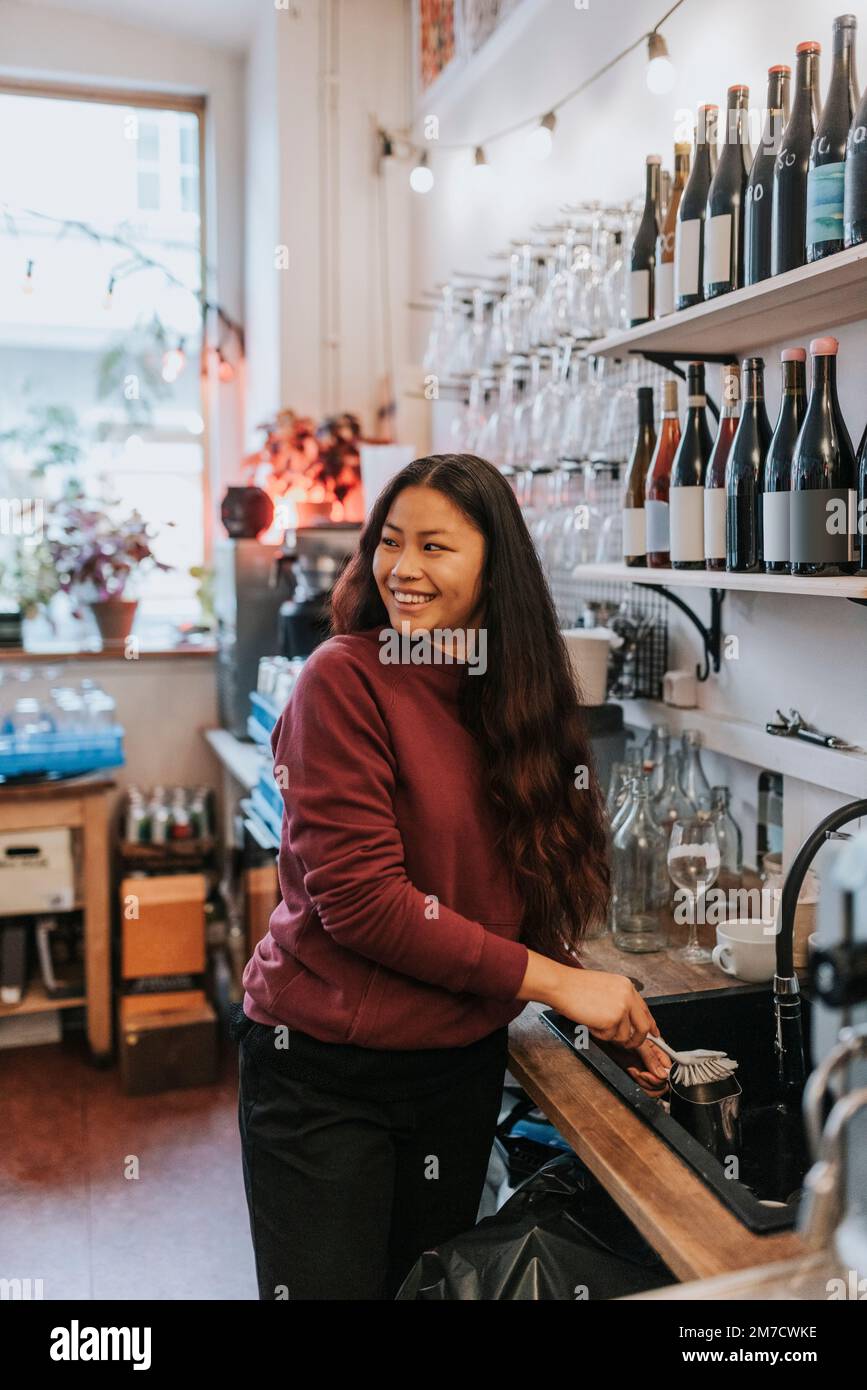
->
[242,625,531,1048]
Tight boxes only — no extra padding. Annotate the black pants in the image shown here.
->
[230,1003,510,1300]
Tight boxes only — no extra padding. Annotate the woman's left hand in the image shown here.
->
[608,1038,671,1097]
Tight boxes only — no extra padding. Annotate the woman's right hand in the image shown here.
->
[554,966,658,1050]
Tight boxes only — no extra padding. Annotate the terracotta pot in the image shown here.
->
[89,598,138,646]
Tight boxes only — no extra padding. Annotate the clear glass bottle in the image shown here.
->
[710,785,744,878]
[679,729,712,812]
[642,722,670,795]
[653,749,694,829]
[611,776,669,953]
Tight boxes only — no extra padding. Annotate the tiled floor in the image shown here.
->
[1,1033,258,1300]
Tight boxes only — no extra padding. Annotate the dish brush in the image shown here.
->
[648,1033,739,1088]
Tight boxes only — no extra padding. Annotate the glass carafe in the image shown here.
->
[653,750,694,830]
[679,729,712,812]
[611,775,669,952]
[710,785,744,880]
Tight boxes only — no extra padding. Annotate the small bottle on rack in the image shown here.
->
[630,155,662,326]
[612,775,669,953]
[725,356,772,572]
[622,386,656,567]
[710,786,744,880]
[763,347,808,574]
[645,379,681,568]
[704,362,741,572]
[670,361,714,570]
[679,730,712,813]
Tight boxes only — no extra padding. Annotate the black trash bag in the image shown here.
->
[395,1153,674,1301]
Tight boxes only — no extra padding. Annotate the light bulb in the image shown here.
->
[472,145,492,180]
[410,154,434,193]
[527,112,556,161]
[646,32,676,95]
[161,344,186,383]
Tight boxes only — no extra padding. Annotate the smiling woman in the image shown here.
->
[235,452,669,1301]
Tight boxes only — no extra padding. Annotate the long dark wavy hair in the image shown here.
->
[330,453,610,963]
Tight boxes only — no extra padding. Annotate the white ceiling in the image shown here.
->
[14,0,260,53]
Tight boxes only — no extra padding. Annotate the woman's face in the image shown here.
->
[373,484,486,633]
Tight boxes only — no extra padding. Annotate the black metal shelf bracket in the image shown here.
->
[643,583,726,682]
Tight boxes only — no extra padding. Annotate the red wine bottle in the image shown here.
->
[772,42,822,275]
[807,15,859,262]
[670,362,714,570]
[858,420,867,573]
[622,387,656,567]
[844,64,867,245]
[791,336,857,576]
[655,144,690,318]
[630,155,662,326]
[675,106,719,311]
[763,348,807,574]
[705,362,741,571]
[745,66,791,285]
[703,86,752,299]
[725,357,772,571]
[645,379,681,568]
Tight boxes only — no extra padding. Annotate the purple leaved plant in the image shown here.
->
[46,500,172,614]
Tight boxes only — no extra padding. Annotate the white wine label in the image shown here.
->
[704,486,726,560]
[654,261,674,318]
[622,507,646,557]
[629,269,650,320]
[645,498,670,552]
[675,218,700,299]
[669,486,705,563]
[762,491,790,562]
[849,487,858,562]
[806,160,845,247]
[705,212,732,287]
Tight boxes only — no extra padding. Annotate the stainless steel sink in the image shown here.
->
[542,983,814,1233]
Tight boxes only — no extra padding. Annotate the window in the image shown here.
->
[0,88,206,637]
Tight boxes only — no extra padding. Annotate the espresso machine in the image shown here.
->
[278,522,361,659]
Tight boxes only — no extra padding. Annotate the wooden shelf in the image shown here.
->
[619,698,867,799]
[0,980,85,1017]
[589,242,867,361]
[580,562,867,600]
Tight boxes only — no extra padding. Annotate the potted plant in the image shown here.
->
[46,493,172,646]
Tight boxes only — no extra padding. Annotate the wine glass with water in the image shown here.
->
[667,814,720,963]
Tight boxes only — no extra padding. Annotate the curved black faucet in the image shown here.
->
[775,798,867,1101]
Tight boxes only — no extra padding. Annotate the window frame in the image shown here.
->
[0,77,212,584]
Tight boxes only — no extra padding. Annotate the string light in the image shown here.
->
[382,0,687,183]
[216,348,235,383]
[472,145,492,179]
[527,111,556,161]
[102,275,116,310]
[21,258,35,295]
[646,31,676,94]
[161,339,186,383]
[409,151,434,194]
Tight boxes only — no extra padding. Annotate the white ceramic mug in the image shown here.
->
[712,919,777,983]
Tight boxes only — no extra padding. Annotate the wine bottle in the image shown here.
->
[807,14,859,262]
[844,67,867,244]
[622,387,656,567]
[670,362,714,569]
[791,336,857,576]
[772,42,822,275]
[704,86,752,299]
[630,155,662,326]
[858,420,867,573]
[763,348,808,574]
[745,66,791,285]
[675,105,719,311]
[645,379,681,568]
[655,144,691,318]
[725,357,772,571]
[704,362,741,572]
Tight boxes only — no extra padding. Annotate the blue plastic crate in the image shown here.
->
[0,726,125,779]
[249,691,281,734]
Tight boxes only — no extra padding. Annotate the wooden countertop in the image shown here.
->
[506,913,809,1285]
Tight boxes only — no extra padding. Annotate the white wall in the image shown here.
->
[242,0,413,443]
[408,0,867,862]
